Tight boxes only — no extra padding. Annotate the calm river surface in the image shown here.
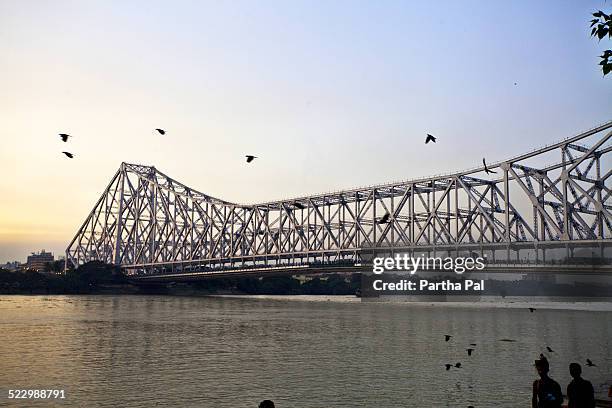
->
[1,295,611,407]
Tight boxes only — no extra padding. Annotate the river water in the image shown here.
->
[0,295,611,407]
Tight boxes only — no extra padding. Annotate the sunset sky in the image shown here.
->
[1,0,611,262]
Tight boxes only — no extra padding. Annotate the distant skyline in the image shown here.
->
[1,0,611,261]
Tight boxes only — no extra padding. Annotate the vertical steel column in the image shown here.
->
[504,167,510,242]
[596,154,604,239]
[410,184,415,245]
[114,165,126,265]
[562,147,570,240]
[373,189,377,246]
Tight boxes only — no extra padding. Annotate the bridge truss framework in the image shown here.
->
[66,121,612,279]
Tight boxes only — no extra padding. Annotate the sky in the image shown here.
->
[0,0,611,262]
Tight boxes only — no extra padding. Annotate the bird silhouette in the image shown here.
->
[469,343,477,346]
[467,348,474,356]
[499,338,516,342]
[61,152,74,158]
[445,364,452,371]
[379,212,391,224]
[514,82,518,85]
[246,155,257,163]
[294,202,306,210]
[155,128,165,135]
[529,307,536,313]
[483,158,496,174]
[586,359,596,367]
[425,134,436,144]
[445,335,452,342]
[546,346,554,353]
[59,133,71,142]
[454,362,462,368]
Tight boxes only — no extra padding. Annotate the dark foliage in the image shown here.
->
[590,10,612,76]
[0,261,127,294]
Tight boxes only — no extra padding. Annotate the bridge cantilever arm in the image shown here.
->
[566,130,612,175]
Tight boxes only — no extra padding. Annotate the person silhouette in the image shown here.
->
[567,363,595,408]
[259,400,275,408]
[532,358,563,408]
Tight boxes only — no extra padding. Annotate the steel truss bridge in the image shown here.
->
[66,121,612,281]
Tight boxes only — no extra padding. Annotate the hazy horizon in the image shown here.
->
[1,0,611,262]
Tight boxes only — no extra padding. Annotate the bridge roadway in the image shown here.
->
[128,262,612,283]
[127,238,612,283]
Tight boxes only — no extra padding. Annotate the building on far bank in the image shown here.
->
[1,261,21,271]
[26,250,54,272]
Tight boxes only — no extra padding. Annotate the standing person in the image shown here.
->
[532,358,563,408]
[567,363,595,408]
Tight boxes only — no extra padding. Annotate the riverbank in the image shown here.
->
[212,294,612,311]
[0,263,361,295]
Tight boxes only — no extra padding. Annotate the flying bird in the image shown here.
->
[454,362,462,368]
[467,348,474,356]
[379,212,391,224]
[586,359,596,367]
[59,133,71,142]
[483,158,496,174]
[246,155,257,163]
[155,128,165,135]
[546,346,554,353]
[425,134,437,144]
[445,364,452,371]
[61,152,74,159]
[469,343,477,346]
[499,338,516,342]
[529,307,536,313]
[294,202,306,210]
[445,335,452,342]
